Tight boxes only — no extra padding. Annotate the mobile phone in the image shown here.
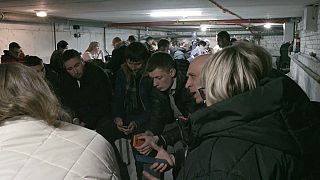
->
[133,135,145,147]
[135,154,168,164]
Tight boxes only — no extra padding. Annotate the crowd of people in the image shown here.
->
[0,31,319,180]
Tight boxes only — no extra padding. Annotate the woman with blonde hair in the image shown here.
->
[143,42,319,180]
[0,63,120,180]
[82,41,105,62]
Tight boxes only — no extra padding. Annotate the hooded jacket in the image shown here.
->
[178,70,320,180]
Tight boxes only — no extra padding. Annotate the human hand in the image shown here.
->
[149,141,175,173]
[123,121,136,135]
[143,171,159,180]
[135,134,158,155]
[114,117,127,132]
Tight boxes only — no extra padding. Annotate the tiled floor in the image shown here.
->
[115,139,173,180]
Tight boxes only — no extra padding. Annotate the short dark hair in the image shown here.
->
[62,49,81,62]
[24,56,43,66]
[125,42,149,62]
[147,52,174,72]
[57,40,68,49]
[9,42,21,50]
[145,36,154,42]
[198,40,207,46]
[217,31,230,40]
[157,39,170,49]
[127,35,136,42]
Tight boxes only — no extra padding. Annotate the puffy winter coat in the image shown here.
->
[0,116,121,180]
[178,70,320,180]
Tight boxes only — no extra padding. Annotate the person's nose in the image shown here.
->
[153,80,158,87]
[185,77,192,89]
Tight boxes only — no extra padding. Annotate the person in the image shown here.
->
[101,42,151,180]
[145,36,156,54]
[136,54,210,154]
[106,37,127,74]
[24,55,61,99]
[190,40,208,60]
[0,63,120,180]
[145,52,198,136]
[217,30,231,48]
[112,42,151,137]
[157,39,170,53]
[50,40,68,74]
[60,49,112,130]
[82,41,105,62]
[144,42,320,180]
[170,40,188,60]
[1,42,25,64]
[127,35,136,45]
[230,37,237,44]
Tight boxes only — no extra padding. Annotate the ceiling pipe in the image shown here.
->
[208,0,243,19]
[109,18,293,27]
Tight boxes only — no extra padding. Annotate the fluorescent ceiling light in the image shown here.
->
[200,24,208,31]
[35,10,47,17]
[264,23,272,29]
[150,11,202,17]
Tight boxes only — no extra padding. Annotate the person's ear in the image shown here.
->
[169,68,176,78]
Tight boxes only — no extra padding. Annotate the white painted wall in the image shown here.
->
[0,22,167,64]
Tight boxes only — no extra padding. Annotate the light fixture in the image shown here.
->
[264,23,272,29]
[150,11,201,17]
[200,24,208,32]
[35,10,47,17]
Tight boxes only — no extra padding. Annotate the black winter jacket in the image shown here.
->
[146,68,198,135]
[60,62,113,130]
[178,71,320,180]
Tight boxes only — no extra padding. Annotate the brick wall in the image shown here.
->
[290,7,320,101]
[260,35,283,56]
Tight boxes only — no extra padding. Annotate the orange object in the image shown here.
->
[133,135,145,147]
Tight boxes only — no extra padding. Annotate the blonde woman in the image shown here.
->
[0,63,120,180]
[143,42,318,180]
[82,41,105,62]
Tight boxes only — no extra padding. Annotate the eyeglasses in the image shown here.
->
[198,87,206,101]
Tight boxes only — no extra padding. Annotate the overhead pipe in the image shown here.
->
[110,18,293,27]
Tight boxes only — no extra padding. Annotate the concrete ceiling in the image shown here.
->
[0,0,318,32]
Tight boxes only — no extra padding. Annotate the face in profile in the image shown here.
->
[126,59,143,73]
[93,44,100,53]
[149,68,175,91]
[64,57,85,79]
[186,55,209,104]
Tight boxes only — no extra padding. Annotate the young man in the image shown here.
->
[217,31,231,48]
[115,41,152,180]
[112,42,151,138]
[145,52,198,136]
[60,49,112,130]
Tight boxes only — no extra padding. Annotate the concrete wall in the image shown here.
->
[289,6,320,101]
[0,22,166,63]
